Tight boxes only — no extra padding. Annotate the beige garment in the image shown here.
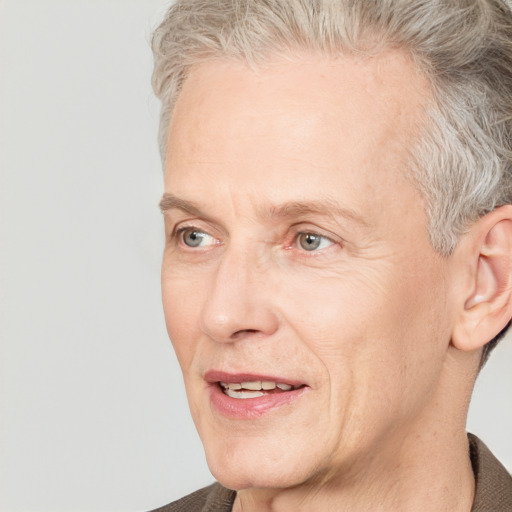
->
[151,434,512,512]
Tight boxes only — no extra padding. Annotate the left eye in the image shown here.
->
[297,232,334,251]
[179,228,217,248]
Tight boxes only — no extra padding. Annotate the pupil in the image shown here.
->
[185,230,202,247]
[300,233,320,251]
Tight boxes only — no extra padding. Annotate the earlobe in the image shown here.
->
[452,205,512,352]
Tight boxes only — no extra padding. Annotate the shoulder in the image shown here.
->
[469,433,512,512]
[148,482,236,512]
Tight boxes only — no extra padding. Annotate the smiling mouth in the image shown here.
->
[219,380,305,399]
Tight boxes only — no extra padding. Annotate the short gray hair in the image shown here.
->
[152,0,512,360]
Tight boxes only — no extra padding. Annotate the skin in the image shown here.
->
[160,52,479,511]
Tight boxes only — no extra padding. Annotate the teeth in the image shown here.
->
[219,382,243,390]
[226,389,265,399]
[219,380,300,395]
[241,381,262,390]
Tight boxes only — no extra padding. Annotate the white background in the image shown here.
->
[0,1,510,511]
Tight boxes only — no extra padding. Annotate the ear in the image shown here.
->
[452,205,512,352]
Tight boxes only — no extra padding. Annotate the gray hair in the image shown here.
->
[152,0,512,361]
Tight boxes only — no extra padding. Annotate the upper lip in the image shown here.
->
[204,370,306,387]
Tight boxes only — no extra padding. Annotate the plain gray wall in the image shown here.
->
[0,1,510,511]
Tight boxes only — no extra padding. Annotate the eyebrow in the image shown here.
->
[262,200,368,226]
[159,193,368,227]
[159,194,204,216]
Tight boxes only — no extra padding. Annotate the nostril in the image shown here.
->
[231,328,259,338]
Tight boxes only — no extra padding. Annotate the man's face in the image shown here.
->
[161,53,458,489]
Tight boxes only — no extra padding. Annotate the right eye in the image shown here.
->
[178,227,218,248]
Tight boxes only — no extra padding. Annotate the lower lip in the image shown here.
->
[208,384,308,419]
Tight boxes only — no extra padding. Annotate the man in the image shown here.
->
[150,0,512,510]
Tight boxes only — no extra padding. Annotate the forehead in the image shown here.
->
[165,51,430,217]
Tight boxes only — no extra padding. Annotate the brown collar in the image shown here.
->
[469,433,512,511]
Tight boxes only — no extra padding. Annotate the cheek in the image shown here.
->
[161,265,204,370]
[273,266,379,354]
[276,259,449,403]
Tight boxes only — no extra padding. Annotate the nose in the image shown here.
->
[199,246,279,343]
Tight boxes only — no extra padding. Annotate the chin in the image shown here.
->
[208,461,304,491]
[203,436,317,491]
